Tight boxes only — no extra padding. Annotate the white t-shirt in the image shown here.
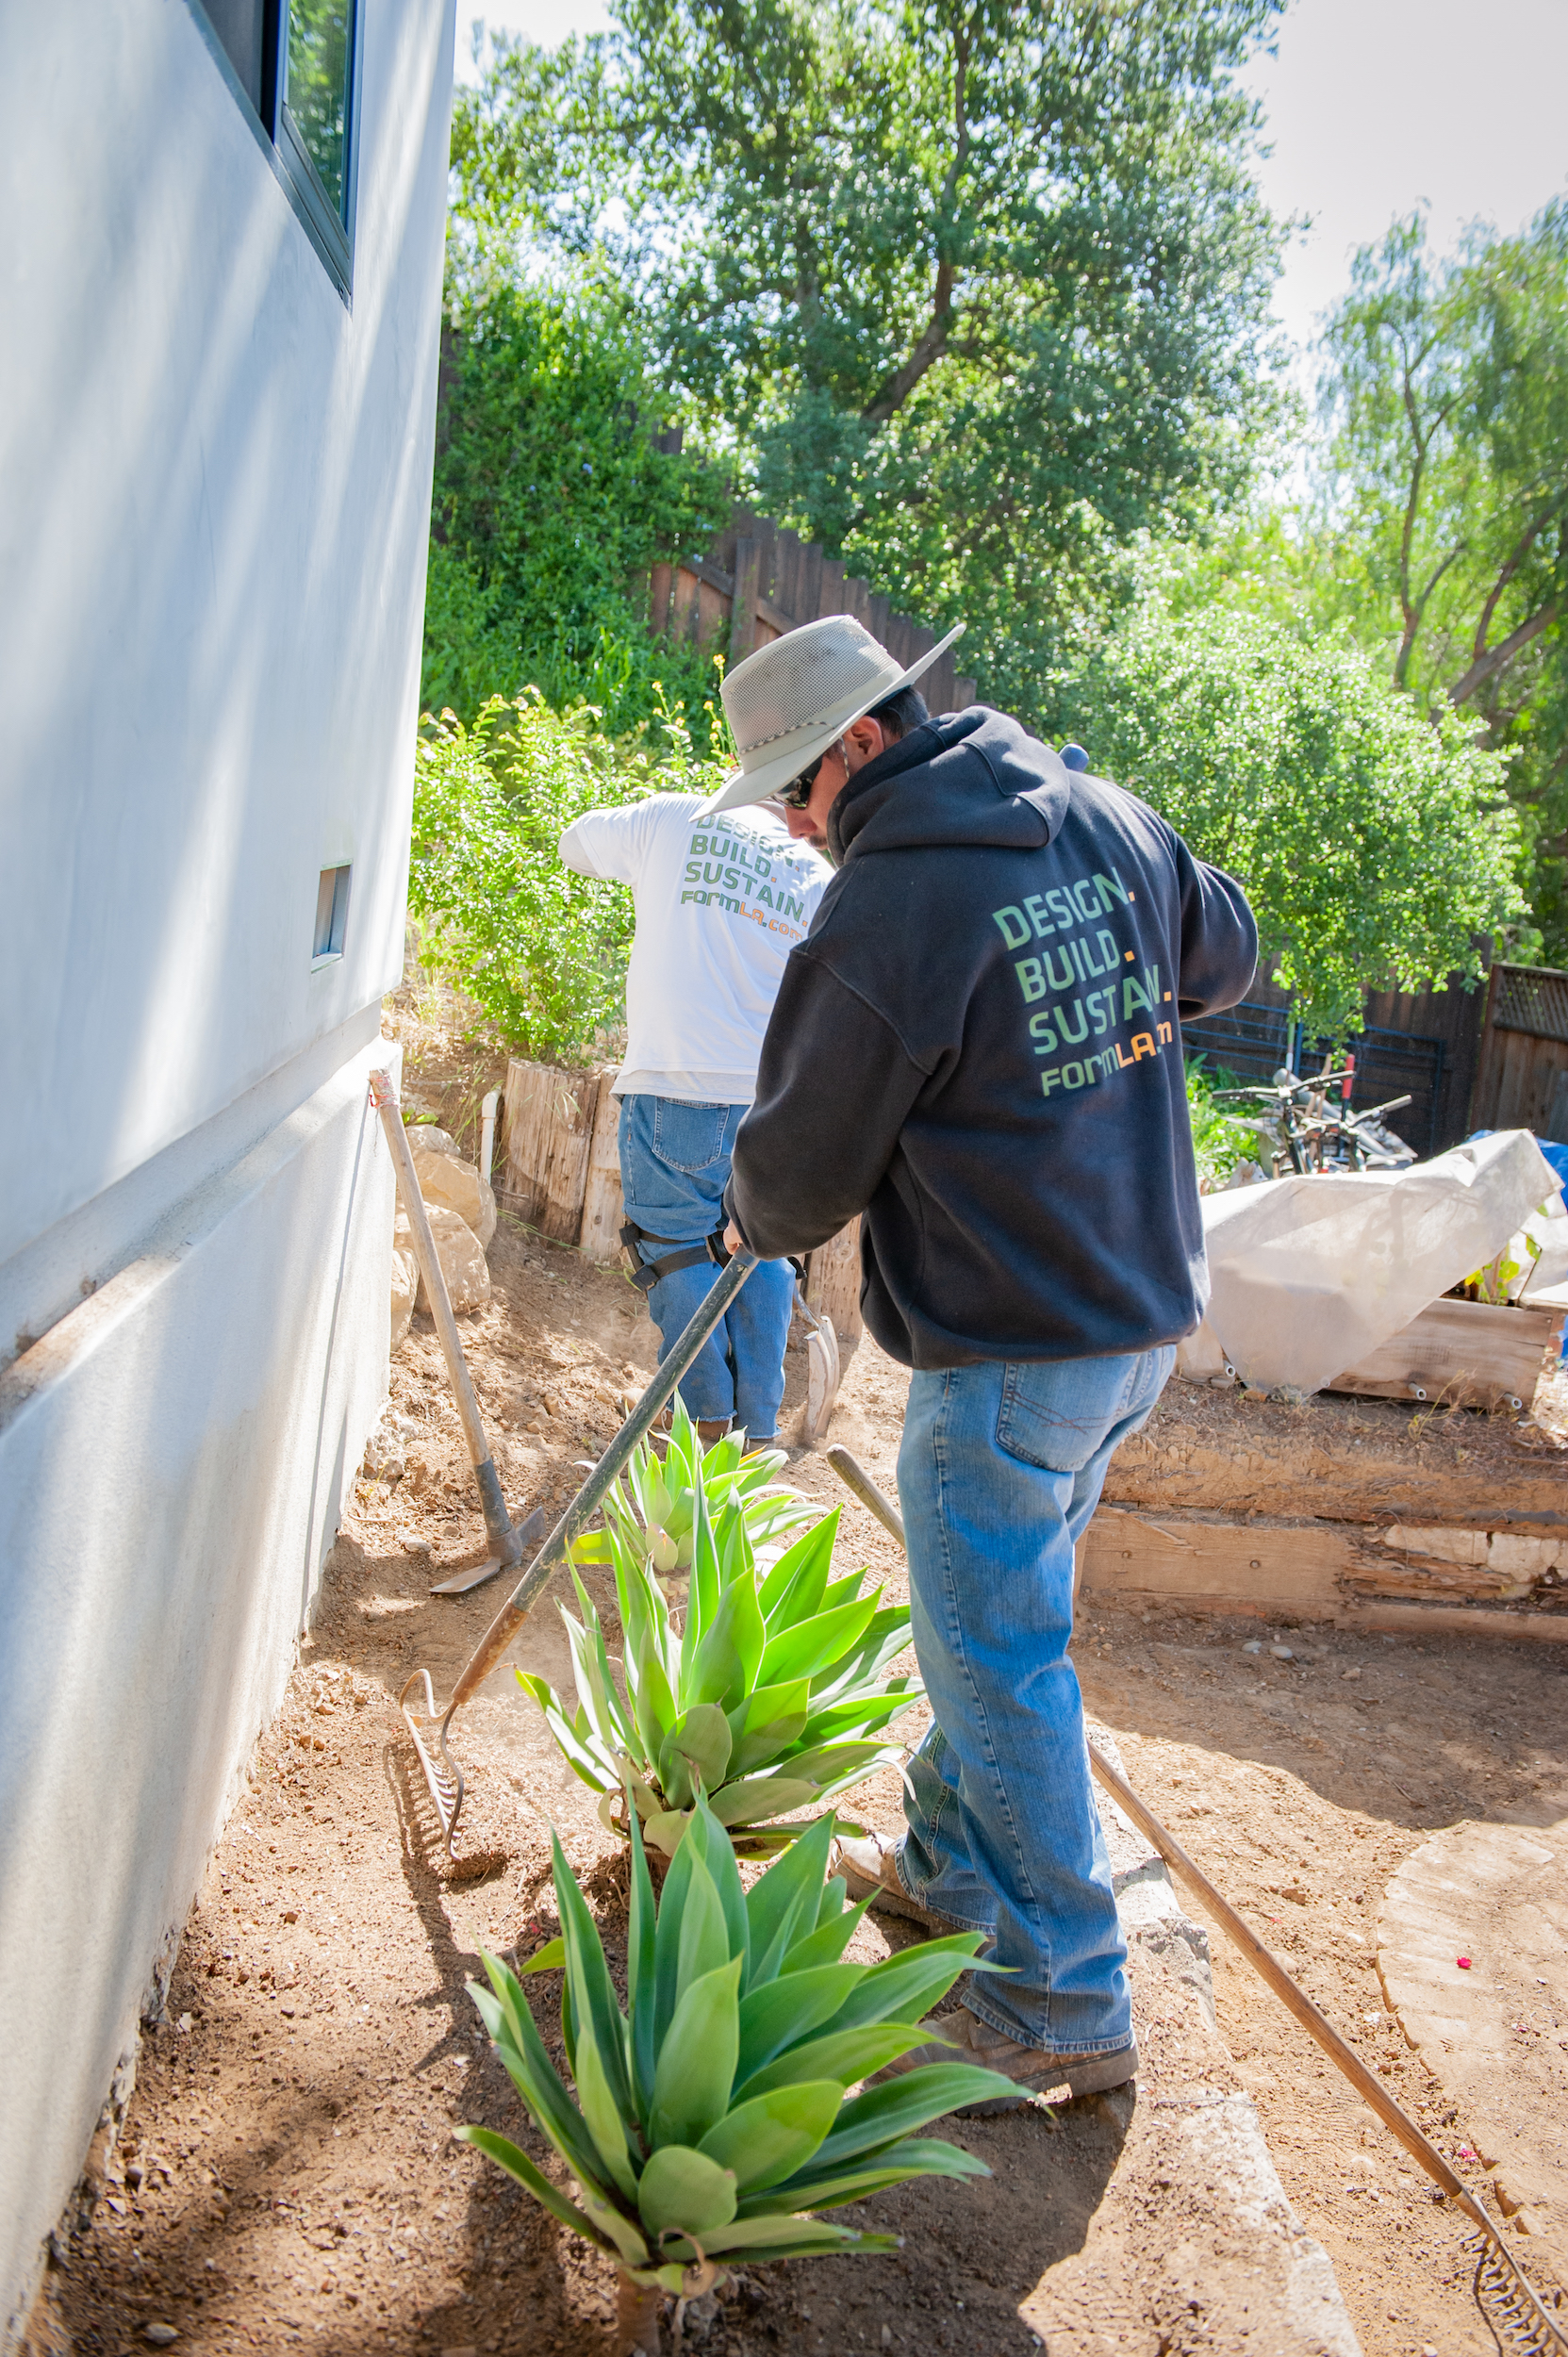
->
[558,794,832,1102]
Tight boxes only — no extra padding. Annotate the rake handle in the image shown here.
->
[447,1245,760,1715]
[371,1070,521,1570]
[821,1444,1489,2229]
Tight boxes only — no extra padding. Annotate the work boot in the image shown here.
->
[881,2003,1139,2115]
[834,1830,967,1937]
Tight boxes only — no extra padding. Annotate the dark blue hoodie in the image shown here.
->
[726,707,1258,1367]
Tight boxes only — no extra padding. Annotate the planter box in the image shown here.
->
[1328,1294,1565,1411]
[805,1217,864,1345]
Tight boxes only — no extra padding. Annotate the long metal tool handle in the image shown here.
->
[821,1444,1566,2349]
[371,1070,520,1570]
[445,1245,759,1715]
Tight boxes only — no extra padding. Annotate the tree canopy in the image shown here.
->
[454,0,1288,722]
[1058,601,1530,1032]
[422,278,731,738]
[1318,202,1568,947]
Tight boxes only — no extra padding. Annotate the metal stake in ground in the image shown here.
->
[823,1442,1568,2357]
[370,1069,541,1598]
[401,1235,759,1858]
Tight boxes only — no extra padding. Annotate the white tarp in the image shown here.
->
[1179,1129,1560,1396]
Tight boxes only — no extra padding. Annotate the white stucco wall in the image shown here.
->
[0,0,455,2327]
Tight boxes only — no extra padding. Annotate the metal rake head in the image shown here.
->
[1467,2228,1568,2357]
[400,1670,465,1859]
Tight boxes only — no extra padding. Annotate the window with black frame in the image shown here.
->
[190,0,361,297]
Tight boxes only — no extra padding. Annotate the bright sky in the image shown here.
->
[454,0,1568,363]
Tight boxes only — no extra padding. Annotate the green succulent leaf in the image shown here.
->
[470,1955,605,2194]
[661,2217,896,2260]
[551,1830,635,2127]
[745,1813,837,1987]
[779,1896,873,1975]
[697,2081,842,2193]
[815,1934,995,2037]
[735,1963,864,2085]
[517,1936,565,1974]
[626,1803,657,2124]
[757,1593,882,1690]
[454,2127,602,2242]
[635,2144,737,2237]
[710,1773,823,1827]
[756,1508,841,1624]
[725,1679,813,1777]
[674,1850,732,2001]
[649,1956,742,2148]
[687,1561,767,1712]
[732,2021,926,2104]
[740,2134,992,2215]
[801,2065,1017,2170]
[515,1672,616,1793]
[657,1702,733,1800]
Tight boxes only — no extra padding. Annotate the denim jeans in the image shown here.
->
[895,1345,1175,2056]
[618,1094,796,1438]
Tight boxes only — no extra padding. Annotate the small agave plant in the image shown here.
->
[572,1402,814,1578]
[521,1404,919,1855]
[459,1798,1012,2345]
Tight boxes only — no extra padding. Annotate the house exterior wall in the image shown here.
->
[0,0,454,2327]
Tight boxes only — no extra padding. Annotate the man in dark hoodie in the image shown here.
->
[701,615,1258,2108]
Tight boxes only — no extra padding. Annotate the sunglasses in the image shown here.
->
[777,740,842,810]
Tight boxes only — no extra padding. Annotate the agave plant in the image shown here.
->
[458,1797,1013,2333]
[570,1401,813,1579]
[520,1404,920,1856]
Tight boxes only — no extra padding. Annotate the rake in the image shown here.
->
[379,1105,760,1856]
[823,1443,1568,2357]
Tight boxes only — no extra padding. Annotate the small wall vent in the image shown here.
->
[312,865,352,964]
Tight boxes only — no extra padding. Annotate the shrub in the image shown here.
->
[408,691,729,1065]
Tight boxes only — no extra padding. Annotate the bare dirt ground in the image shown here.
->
[42,1196,1568,2357]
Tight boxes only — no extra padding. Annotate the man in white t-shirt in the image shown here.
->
[557,792,831,1446]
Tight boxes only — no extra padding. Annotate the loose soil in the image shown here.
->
[43,1215,1568,2357]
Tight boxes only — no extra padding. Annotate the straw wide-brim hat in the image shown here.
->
[698,612,966,816]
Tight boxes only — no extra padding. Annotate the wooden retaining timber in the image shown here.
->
[1079,1496,1568,1640]
[1328,1294,1566,1411]
[650,503,978,716]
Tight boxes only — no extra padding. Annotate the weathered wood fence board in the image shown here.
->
[579,1073,626,1266]
[805,1217,864,1346]
[651,498,976,717]
[499,1064,864,1336]
[1472,961,1568,1135]
[502,1061,600,1242]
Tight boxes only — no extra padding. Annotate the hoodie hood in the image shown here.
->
[827,706,1071,865]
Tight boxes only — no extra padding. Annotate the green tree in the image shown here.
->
[1060,602,1531,1032]
[1319,203,1568,948]
[424,278,732,737]
[455,0,1287,723]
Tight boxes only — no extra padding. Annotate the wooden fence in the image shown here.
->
[1472,963,1568,1136]
[499,1060,865,1343]
[651,496,976,717]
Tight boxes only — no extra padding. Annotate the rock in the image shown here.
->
[143,2328,179,2348]
[389,1210,421,1355]
[407,1125,461,1158]
[414,1206,491,1315]
[410,1144,497,1248]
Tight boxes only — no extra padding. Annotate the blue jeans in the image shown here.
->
[895,1346,1174,2056]
[618,1095,796,1438]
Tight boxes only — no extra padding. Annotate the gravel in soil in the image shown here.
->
[43,1216,1568,2357]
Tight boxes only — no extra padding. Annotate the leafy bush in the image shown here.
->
[1060,603,1531,1034]
[424,279,732,744]
[1185,1058,1270,1189]
[459,1799,1012,2306]
[408,691,729,1065]
[524,1403,921,1857]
